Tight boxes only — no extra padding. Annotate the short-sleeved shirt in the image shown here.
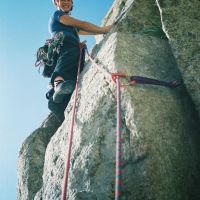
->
[49,10,79,42]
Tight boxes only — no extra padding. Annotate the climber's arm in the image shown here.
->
[78,30,103,35]
[59,15,112,34]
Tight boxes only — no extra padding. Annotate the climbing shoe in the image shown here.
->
[53,80,75,103]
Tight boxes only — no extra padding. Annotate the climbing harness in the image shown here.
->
[61,42,86,200]
[61,44,180,200]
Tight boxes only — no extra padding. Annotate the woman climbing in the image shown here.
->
[47,0,113,122]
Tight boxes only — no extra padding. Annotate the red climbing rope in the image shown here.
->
[115,76,123,200]
[85,47,111,77]
[61,42,86,200]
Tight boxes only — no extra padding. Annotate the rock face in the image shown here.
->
[155,0,200,118]
[17,0,200,200]
[17,114,60,200]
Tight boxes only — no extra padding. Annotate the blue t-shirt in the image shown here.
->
[49,10,79,42]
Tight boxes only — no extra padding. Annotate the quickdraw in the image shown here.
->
[111,73,179,88]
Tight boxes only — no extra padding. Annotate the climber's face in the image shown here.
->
[55,0,73,13]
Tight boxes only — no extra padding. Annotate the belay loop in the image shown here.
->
[35,32,65,77]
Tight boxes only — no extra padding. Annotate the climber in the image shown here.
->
[46,0,113,123]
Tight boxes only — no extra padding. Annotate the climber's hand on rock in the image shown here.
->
[102,24,114,34]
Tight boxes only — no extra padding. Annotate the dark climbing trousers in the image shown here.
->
[50,37,80,85]
[46,37,85,123]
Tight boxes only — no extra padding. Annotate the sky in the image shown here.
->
[0,0,113,199]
